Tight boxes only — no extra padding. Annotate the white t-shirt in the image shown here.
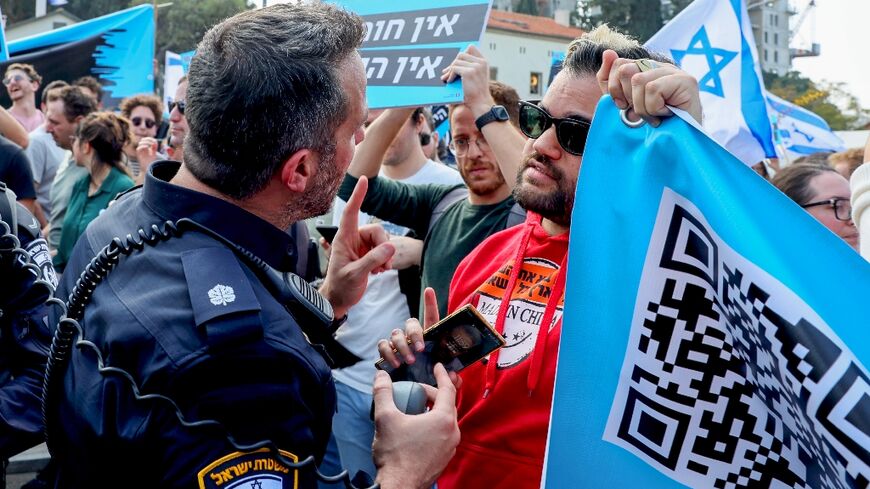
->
[332,160,462,393]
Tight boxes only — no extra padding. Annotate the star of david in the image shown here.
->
[250,481,263,489]
[670,26,738,98]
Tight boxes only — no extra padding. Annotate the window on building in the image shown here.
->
[774,50,778,62]
[490,67,499,81]
[774,15,779,26]
[764,32,768,43]
[490,42,497,50]
[530,72,542,95]
[764,49,768,61]
[774,33,778,46]
[520,46,526,54]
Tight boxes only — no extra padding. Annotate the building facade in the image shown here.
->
[481,10,584,100]
[748,0,792,75]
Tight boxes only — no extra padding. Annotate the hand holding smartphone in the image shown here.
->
[376,305,505,386]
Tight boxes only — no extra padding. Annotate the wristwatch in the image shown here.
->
[475,105,510,131]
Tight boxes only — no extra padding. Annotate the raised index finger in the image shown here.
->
[336,176,368,240]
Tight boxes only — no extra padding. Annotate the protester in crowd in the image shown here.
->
[338,45,526,318]
[793,151,832,165]
[4,64,45,132]
[119,94,165,178]
[419,107,440,162]
[167,75,188,161]
[47,4,458,488]
[44,86,98,252]
[72,76,104,109]
[26,80,70,227]
[52,112,135,271]
[829,147,864,179]
[773,163,859,251]
[850,135,870,260]
[324,106,462,482]
[379,26,702,489]
[0,136,37,212]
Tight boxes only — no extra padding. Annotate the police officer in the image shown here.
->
[0,182,55,483]
[46,4,459,489]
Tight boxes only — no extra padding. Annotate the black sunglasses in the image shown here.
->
[132,117,156,129]
[169,100,185,115]
[518,100,591,156]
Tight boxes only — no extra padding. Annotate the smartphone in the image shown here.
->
[316,225,339,244]
[375,304,505,386]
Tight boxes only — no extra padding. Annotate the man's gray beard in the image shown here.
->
[284,143,341,222]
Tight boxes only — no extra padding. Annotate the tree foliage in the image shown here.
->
[577,0,691,43]
[764,71,869,131]
[4,0,251,59]
[130,0,252,59]
[515,0,540,16]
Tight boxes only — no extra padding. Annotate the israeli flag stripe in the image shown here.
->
[766,96,830,131]
[732,0,776,157]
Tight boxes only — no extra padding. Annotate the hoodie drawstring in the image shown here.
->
[483,222,534,399]
[525,252,567,395]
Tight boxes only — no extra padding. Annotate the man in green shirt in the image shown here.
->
[338,46,526,317]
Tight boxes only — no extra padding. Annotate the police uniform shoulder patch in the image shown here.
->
[197,448,299,489]
[25,238,59,288]
[181,247,262,326]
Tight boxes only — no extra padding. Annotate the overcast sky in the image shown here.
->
[790,0,869,108]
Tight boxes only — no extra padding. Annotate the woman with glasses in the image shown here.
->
[52,113,135,271]
[773,163,859,251]
[119,94,165,178]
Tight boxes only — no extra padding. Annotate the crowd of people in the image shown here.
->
[0,2,867,488]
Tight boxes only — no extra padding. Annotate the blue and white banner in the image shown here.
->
[0,7,9,62]
[2,5,154,108]
[334,0,493,109]
[163,50,195,117]
[543,97,870,488]
[645,0,775,166]
[767,91,846,157]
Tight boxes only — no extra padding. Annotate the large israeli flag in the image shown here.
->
[767,91,846,158]
[646,0,776,166]
[543,97,870,488]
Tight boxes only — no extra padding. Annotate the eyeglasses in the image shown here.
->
[518,100,591,156]
[2,74,30,86]
[169,100,185,115]
[448,136,489,156]
[801,198,853,222]
[132,117,156,129]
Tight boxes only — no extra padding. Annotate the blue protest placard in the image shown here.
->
[333,0,493,108]
[543,97,870,488]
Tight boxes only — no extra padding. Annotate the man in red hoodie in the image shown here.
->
[379,24,704,488]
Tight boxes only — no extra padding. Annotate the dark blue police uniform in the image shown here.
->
[0,183,54,460]
[48,161,338,488]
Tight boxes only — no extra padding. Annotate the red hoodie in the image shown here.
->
[439,214,569,489]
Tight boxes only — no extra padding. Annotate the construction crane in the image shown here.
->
[790,0,819,58]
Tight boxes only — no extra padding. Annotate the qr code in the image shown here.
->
[604,188,869,489]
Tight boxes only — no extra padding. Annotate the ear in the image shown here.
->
[279,149,317,193]
[413,113,426,133]
[80,140,94,156]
